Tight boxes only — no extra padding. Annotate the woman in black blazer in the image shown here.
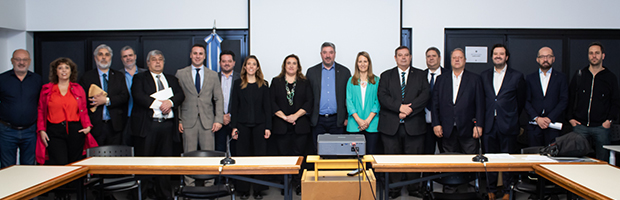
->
[230,55,271,199]
[270,54,313,193]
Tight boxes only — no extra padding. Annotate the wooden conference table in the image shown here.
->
[71,156,302,200]
[534,164,620,200]
[0,165,88,200]
[372,154,604,200]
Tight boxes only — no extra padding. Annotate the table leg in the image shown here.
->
[610,150,616,165]
[284,174,291,200]
[384,172,389,200]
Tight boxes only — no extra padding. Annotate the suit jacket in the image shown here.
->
[525,69,568,124]
[432,70,485,138]
[78,68,129,133]
[175,66,224,129]
[306,62,351,127]
[270,77,313,134]
[480,67,526,135]
[218,71,241,114]
[130,71,185,141]
[424,67,451,122]
[377,66,430,136]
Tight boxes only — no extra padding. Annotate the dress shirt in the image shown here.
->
[150,72,173,119]
[398,67,410,87]
[452,71,463,104]
[425,68,442,123]
[539,68,552,97]
[493,65,507,95]
[97,68,110,120]
[319,63,337,115]
[191,65,205,91]
[221,72,233,114]
[124,66,139,116]
[0,70,41,127]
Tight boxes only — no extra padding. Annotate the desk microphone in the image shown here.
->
[220,131,236,165]
[471,118,488,162]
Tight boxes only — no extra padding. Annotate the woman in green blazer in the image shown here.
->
[346,51,380,154]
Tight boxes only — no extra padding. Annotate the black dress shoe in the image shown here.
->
[389,191,401,199]
[239,193,249,199]
[408,190,423,198]
[254,194,263,199]
[295,185,301,195]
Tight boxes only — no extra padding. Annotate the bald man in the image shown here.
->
[524,47,568,147]
[0,49,42,168]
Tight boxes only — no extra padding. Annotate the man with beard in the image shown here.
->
[79,44,129,145]
[567,42,620,162]
[215,50,240,153]
[524,47,568,147]
[120,46,147,145]
[0,49,42,168]
[480,44,526,200]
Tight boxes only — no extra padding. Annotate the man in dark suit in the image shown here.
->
[378,46,430,198]
[79,44,129,146]
[306,42,351,150]
[119,45,147,146]
[432,48,485,154]
[131,50,185,199]
[525,47,568,147]
[480,44,526,200]
[215,50,240,153]
[423,47,450,154]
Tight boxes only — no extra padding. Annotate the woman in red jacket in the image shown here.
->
[37,57,94,165]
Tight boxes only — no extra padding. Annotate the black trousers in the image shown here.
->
[236,123,268,194]
[133,119,175,198]
[424,123,444,154]
[381,124,425,192]
[442,126,478,154]
[527,125,559,147]
[215,124,237,155]
[91,120,122,146]
[483,121,518,193]
[45,121,85,165]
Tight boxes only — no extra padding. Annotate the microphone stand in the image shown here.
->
[471,118,488,162]
[220,133,236,165]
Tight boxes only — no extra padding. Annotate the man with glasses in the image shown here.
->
[0,49,42,168]
[524,47,568,147]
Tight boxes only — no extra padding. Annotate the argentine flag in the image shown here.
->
[204,32,223,72]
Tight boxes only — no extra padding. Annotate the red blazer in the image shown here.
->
[36,82,96,164]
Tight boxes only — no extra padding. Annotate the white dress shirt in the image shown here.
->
[150,72,173,119]
[191,65,205,91]
[452,71,463,104]
[493,65,507,95]
[539,68,552,97]
[398,67,410,86]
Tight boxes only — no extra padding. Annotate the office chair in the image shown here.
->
[509,146,563,200]
[86,145,142,200]
[422,152,484,200]
[174,150,234,200]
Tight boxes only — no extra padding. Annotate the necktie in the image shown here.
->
[429,73,435,91]
[401,72,406,123]
[102,74,108,92]
[156,75,164,91]
[195,68,201,93]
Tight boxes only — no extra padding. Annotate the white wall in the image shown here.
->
[250,0,401,80]
[25,0,248,31]
[403,0,620,69]
[0,0,25,30]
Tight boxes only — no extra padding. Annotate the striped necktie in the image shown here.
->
[400,72,406,123]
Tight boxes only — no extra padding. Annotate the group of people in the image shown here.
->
[0,41,618,200]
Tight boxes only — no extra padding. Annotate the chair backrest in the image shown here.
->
[181,150,226,157]
[87,145,134,157]
[521,146,544,154]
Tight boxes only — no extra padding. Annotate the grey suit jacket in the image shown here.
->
[175,66,224,129]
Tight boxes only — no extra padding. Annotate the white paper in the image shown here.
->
[529,121,563,130]
[523,155,556,162]
[465,46,488,63]
[150,87,173,100]
[485,153,515,159]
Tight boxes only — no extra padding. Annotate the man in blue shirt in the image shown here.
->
[0,49,42,168]
[120,46,147,146]
[306,42,351,150]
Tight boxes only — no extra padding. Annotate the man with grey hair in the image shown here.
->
[0,49,42,168]
[131,50,184,199]
[119,45,147,145]
[306,42,351,150]
[79,44,129,146]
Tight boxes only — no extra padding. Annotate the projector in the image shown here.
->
[317,134,366,157]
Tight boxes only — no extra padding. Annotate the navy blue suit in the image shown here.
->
[480,66,526,194]
[432,70,485,153]
[423,67,450,154]
[524,69,568,146]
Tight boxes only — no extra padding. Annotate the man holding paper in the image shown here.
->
[79,44,129,146]
[524,47,568,146]
[131,50,184,199]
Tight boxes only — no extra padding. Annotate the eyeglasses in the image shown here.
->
[12,58,31,63]
[537,55,554,59]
